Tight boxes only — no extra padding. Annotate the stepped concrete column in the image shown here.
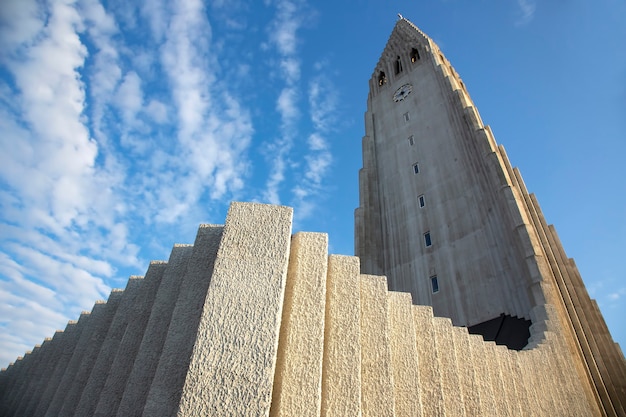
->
[94,260,168,417]
[116,244,194,417]
[9,343,44,415]
[387,292,422,417]
[451,326,482,416]
[466,334,497,414]
[34,312,89,417]
[140,225,223,417]
[175,202,293,416]
[21,326,73,416]
[432,317,466,417]
[412,306,445,417]
[3,351,32,414]
[46,291,123,417]
[270,232,328,417]
[74,276,145,416]
[359,274,395,417]
[321,255,362,417]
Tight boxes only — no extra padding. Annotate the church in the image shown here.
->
[1,17,624,417]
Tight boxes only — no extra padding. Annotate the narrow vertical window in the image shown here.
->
[431,276,439,293]
[413,163,419,174]
[378,71,386,86]
[418,194,425,207]
[424,231,432,247]
[411,48,420,62]
[395,56,403,74]
[408,135,414,146]
[403,112,410,122]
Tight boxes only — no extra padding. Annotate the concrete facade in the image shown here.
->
[355,18,625,416]
[1,18,625,417]
[0,201,618,416]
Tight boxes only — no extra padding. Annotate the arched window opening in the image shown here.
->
[394,56,403,74]
[378,71,386,86]
[411,48,420,62]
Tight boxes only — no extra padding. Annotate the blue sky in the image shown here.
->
[0,0,624,367]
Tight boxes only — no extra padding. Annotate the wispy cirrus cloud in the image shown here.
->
[515,0,536,26]
[262,0,304,205]
[0,0,124,366]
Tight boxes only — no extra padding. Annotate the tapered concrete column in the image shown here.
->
[93,261,166,417]
[321,255,362,417]
[270,232,328,417]
[20,327,72,417]
[412,305,445,417]
[451,326,482,417]
[47,291,123,417]
[483,342,513,417]
[34,312,89,417]
[9,343,43,415]
[74,276,145,416]
[175,203,293,416]
[432,317,466,417]
[115,245,194,417]
[387,292,422,417]
[466,334,497,414]
[359,274,395,417]
[45,308,101,417]
[141,224,223,417]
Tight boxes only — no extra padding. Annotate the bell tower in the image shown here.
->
[355,18,626,415]
[356,18,539,334]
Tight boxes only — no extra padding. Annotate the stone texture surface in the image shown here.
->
[321,255,362,417]
[270,232,328,417]
[176,202,293,417]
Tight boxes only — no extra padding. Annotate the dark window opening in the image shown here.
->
[408,135,414,146]
[411,48,420,62]
[424,231,432,247]
[419,194,425,207]
[378,71,386,86]
[403,112,410,122]
[395,56,403,74]
[413,163,419,174]
[431,276,439,293]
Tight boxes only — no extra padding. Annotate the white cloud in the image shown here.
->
[516,0,536,26]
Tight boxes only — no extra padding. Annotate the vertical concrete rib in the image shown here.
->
[93,261,167,417]
[47,291,123,417]
[451,326,482,417]
[10,343,44,415]
[20,328,70,416]
[432,317,465,417]
[140,225,223,417]
[483,342,513,417]
[114,245,194,417]
[412,306,445,417]
[74,275,145,416]
[34,312,89,417]
[466,334,497,414]
[359,275,395,417]
[4,351,32,414]
[387,292,422,417]
[175,203,293,417]
[270,232,328,417]
[45,307,101,417]
[320,255,362,417]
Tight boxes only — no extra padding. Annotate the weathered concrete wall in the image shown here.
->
[1,202,608,417]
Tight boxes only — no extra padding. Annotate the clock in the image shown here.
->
[393,83,413,102]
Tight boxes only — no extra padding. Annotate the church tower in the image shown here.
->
[355,17,625,415]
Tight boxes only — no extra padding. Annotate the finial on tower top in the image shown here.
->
[397,13,403,20]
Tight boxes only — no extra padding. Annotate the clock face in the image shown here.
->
[393,83,413,102]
